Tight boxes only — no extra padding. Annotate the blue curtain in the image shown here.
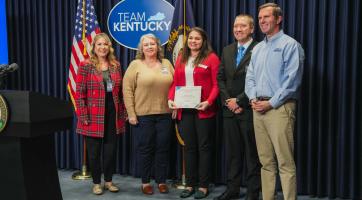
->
[5,0,361,198]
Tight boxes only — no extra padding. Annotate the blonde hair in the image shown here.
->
[89,33,119,71]
[135,33,164,61]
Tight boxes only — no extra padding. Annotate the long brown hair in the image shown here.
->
[89,33,119,71]
[181,27,213,66]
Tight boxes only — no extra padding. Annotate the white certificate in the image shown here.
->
[174,86,201,108]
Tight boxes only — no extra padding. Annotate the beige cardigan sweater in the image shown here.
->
[123,59,174,118]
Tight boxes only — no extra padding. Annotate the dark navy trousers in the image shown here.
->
[132,113,172,184]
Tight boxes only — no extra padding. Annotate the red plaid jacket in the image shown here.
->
[75,60,126,137]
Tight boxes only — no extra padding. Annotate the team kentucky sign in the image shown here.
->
[107,0,174,50]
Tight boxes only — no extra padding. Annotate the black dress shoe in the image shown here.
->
[213,190,241,200]
[245,192,259,200]
[194,189,209,199]
[180,188,195,198]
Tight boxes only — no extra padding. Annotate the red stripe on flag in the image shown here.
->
[67,0,100,110]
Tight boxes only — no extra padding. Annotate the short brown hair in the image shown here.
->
[259,3,283,19]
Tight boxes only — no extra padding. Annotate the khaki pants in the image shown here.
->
[253,101,296,200]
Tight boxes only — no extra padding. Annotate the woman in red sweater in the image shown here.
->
[168,27,220,199]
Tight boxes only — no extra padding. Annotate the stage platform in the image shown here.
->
[58,170,345,200]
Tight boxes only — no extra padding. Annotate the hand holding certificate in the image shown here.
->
[174,86,202,108]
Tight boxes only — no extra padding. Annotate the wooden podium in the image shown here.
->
[0,91,73,200]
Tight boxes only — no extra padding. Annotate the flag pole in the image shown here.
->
[174,124,187,189]
[183,0,186,43]
[81,0,87,56]
[72,0,91,180]
[181,0,187,188]
[174,0,187,189]
[72,138,91,180]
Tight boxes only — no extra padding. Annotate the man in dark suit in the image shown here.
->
[216,14,261,200]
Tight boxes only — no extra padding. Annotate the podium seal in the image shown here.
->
[0,94,8,133]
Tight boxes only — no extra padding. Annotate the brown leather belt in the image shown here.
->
[256,96,271,101]
[256,97,296,104]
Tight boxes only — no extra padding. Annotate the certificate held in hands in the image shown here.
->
[174,86,201,108]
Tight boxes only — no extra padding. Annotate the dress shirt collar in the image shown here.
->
[238,38,253,51]
[264,30,284,43]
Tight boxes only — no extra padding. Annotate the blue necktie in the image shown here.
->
[236,46,245,66]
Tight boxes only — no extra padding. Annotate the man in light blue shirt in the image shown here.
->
[245,3,304,200]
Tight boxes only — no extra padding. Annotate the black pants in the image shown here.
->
[85,92,118,184]
[132,114,172,184]
[178,109,215,188]
[224,115,261,196]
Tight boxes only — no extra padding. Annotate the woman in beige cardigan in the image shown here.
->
[123,33,174,195]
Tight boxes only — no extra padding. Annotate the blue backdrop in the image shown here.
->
[4,0,362,198]
[0,0,8,64]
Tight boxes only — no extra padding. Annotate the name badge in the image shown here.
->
[161,66,169,74]
[198,64,208,69]
[106,79,113,92]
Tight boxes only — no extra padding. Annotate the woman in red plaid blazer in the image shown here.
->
[75,33,126,195]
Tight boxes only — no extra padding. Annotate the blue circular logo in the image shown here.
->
[107,0,174,50]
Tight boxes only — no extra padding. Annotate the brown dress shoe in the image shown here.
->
[141,185,154,195]
[158,184,169,194]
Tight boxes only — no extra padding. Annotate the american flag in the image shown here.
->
[67,0,101,110]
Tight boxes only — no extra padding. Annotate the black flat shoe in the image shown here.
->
[180,188,195,198]
[194,189,209,199]
[214,190,241,200]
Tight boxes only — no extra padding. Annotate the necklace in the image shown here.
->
[99,61,109,71]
